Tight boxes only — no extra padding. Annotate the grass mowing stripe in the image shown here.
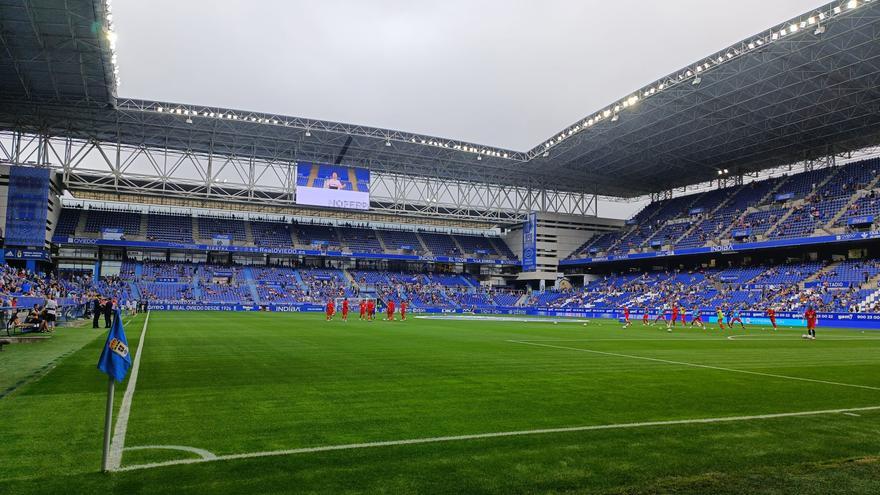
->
[507,340,880,391]
[116,404,880,472]
[108,311,151,471]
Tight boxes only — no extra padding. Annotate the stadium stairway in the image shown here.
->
[244,222,255,245]
[716,178,790,240]
[825,173,880,229]
[192,217,201,242]
[414,232,430,254]
[74,210,88,237]
[129,281,141,300]
[343,269,357,287]
[803,261,842,285]
[673,186,743,246]
[762,200,803,238]
[451,236,467,256]
[138,214,148,239]
[515,293,529,306]
[293,270,308,291]
[242,267,260,304]
[192,272,203,300]
[459,275,476,288]
[765,167,842,238]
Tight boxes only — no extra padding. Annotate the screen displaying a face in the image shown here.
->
[296,163,370,210]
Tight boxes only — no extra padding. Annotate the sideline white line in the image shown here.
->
[107,310,151,471]
[513,337,880,342]
[507,340,880,392]
[115,404,880,472]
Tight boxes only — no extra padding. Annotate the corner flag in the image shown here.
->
[97,309,131,382]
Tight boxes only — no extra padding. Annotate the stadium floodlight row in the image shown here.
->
[2,1,880,201]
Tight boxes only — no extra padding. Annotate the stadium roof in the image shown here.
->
[1,1,880,198]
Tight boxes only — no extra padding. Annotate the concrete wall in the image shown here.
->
[504,212,624,284]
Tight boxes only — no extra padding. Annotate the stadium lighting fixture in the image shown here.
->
[815,24,826,35]
[692,76,702,85]
[847,0,858,9]
[385,140,391,147]
[834,6,842,13]
[542,151,550,158]
[157,107,163,112]
[304,130,311,137]
[611,114,619,122]
[790,23,799,33]
[185,117,193,124]
[477,155,482,161]
[717,170,723,175]
[724,169,729,174]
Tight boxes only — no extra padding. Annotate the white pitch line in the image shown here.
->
[507,340,880,392]
[842,412,861,417]
[107,310,151,471]
[115,404,880,472]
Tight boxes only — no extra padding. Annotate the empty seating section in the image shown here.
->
[294,224,340,248]
[490,238,517,259]
[749,262,822,286]
[147,214,193,242]
[54,209,80,237]
[420,233,460,256]
[453,235,498,256]
[730,207,788,237]
[379,230,424,253]
[84,210,141,235]
[139,282,193,302]
[142,262,195,281]
[646,222,691,247]
[337,227,382,252]
[771,198,848,239]
[815,260,880,286]
[198,217,247,242]
[772,168,835,201]
[251,221,292,247]
[838,195,880,225]
[566,161,880,260]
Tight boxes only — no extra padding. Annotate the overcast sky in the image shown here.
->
[112,0,825,219]
[114,0,825,152]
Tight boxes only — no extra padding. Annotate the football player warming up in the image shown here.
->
[326,299,335,322]
[765,307,778,331]
[341,298,349,322]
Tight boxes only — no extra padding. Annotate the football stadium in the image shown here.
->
[3,1,880,493]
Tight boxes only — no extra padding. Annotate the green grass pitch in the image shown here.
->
[2,311,880,494]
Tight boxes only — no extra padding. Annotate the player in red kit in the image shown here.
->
[679,305,687,326]
[670,303,679,327]
[367,299,375,320]
[341,298,349,322]
[359,299,366,320]
[400,300,407,321]
[326,299,335,321]
[766,307,777,330]
[622,306,631,328]
[642,306,650,326]
[804,306,817,340]
[386,300,396,321]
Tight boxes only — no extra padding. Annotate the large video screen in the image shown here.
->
[296,162,370,210]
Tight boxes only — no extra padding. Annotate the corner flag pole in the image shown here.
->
[101,376,115,472]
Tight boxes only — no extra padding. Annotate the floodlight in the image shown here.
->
[723,169,729,174]
[385,140,391,147]
[611,114,619,122]
[814,24,826,35]
[692,76,702,85]
[847,0,858,9]
[157,107,163,112]
[717,170,723,175]
[185,117,193,124]
[304,130,311,137]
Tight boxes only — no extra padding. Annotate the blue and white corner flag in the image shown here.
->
[97,309,131,382]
